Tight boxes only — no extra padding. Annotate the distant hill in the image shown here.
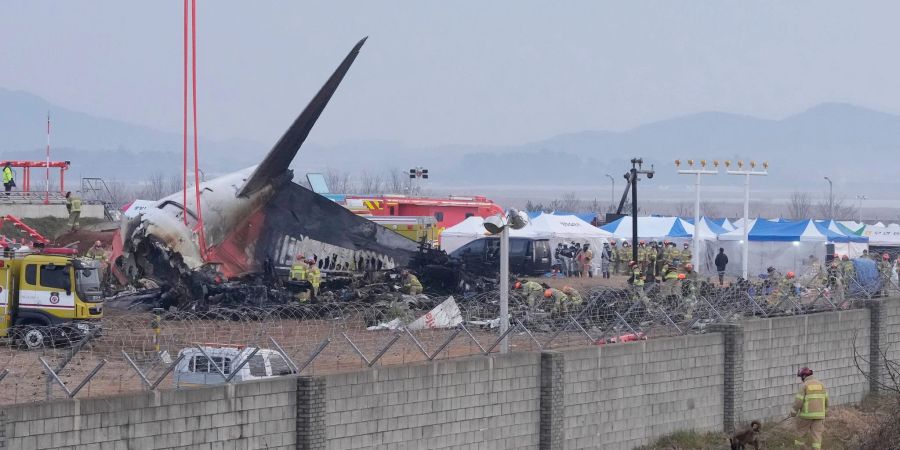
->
[2,87,898,191]
[0,87,266,178]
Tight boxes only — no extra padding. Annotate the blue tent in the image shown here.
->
[601,216,692,239]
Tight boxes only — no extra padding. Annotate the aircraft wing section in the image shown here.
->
[237,37,367,197]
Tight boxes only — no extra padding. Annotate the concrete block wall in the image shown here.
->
[882,297,900,365]
[1,376,298,450]
[322,352,542,450]
[562,334,725,450]
[741,309,871,421]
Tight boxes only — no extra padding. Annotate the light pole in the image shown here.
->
[856,195,867,222]
[676,159,719,270]
[824,177,833,219]
[726,161,768,279]
[605,174,615,208]
[408,167,429,195]
[483,210,528,353]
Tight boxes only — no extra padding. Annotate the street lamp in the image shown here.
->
[605,174,614,208]
[676,159,719,270]
[726,160,768,279]
[824,177,833,219]
[483,209,529,353]
[856,195,867,222]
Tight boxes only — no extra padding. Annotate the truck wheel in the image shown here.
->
[20,326,47,350]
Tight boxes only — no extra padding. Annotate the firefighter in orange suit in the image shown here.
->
[791,367,828,449]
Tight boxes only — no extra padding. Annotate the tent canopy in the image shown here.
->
[601,216,691,240]
[720,219,832,242]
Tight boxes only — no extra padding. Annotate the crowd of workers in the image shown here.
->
[553,242,594,278]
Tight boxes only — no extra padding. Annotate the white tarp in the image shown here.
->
[406,296,463,330]
[864,225,900,246]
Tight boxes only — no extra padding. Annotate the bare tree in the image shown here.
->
[787,191,813,220]
[325,169,353,194]
[701,202,721,218]
[386,168,407,194]
[136,173,168,200]
[671,202,691,217]
[358,171,385,195]
[815,195,858,220]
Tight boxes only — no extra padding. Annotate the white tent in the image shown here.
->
[717,220,836,278]
[529,213,612,257]
[863,225,900,247]
[439,215,549,254]
[600,216,692,240]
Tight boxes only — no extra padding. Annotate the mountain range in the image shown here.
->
[1,86,898,195]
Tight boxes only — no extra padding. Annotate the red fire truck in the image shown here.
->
[343,194,503,230]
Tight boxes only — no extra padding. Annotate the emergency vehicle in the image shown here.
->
[344,194,503,229]
[0,248,104,349]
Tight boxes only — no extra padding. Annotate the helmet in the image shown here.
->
[683,242,690,248]
[786,271,795,279]
[767,266,775,273]
[841,255,849,261]
[639,240,646,246]
[544,289,554,298]
[296,254,305,261]
[94,240,102,246]
[797,367,813,378]
[677,273,686,280]
[562,286,574,294]
[514,281,522,289]
[684,263,694,271]
[622,241,630,247]
[629,260,637,267]
[884,253,891,260]
[610,241,617,246]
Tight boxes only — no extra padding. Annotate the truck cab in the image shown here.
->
[173,345,295,387]
[0,251,104,348]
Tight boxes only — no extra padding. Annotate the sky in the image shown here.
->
[2,1,900,148]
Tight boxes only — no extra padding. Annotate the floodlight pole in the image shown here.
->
[727,166,768,279]
[677,163,719,269]
[499,225,510,353]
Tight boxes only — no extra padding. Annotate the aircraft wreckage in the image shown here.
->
[108,38,422,303]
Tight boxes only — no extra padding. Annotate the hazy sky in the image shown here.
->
[2,1,900,147]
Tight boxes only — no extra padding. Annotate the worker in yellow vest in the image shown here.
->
[86,240,106,261]
[515,280,546,307]
[2,162,14,195]
[306,259,321,297]
[400,269,423,295]
[791,367,828,449]
[65,191,82,231]
[289,255,308,281]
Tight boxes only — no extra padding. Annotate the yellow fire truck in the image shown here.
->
[0,248,103,349]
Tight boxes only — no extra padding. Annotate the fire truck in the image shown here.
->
[0,248,104,349]
[343,194,503,229]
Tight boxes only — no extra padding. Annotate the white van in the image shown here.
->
[173,345,295,387]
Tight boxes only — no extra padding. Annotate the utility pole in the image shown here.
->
[856,195,867,222]
[824,177,833,219]
[726,161,768,279]
[676,159,720,269]
[627,158,654,263]
[605,174,615,209]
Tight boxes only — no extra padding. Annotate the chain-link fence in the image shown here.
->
[0,266,896,406]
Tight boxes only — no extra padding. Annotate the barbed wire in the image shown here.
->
[0,268,896,405]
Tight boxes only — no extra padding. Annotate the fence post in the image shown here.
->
[297,376,327,450]
[865,300,887,394]
[708,322,744,434]
[539,351,565,450]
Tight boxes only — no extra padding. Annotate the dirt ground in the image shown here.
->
[638,396,896,450]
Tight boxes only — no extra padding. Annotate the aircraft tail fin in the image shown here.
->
[237,37,367,197]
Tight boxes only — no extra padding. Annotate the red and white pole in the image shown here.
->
[45,112,51,205]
